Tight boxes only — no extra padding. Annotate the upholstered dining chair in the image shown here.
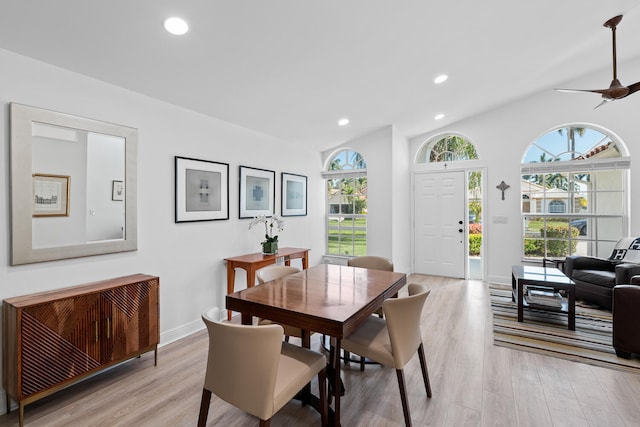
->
[197,308,328,427]
[256,265,307,342]
[346,255,394,369]
[340,284,432,427]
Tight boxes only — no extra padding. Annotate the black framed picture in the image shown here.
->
[281,172,307,216]
[175,156,229,222]
[239,165,275,219]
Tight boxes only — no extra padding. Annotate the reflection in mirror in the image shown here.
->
[11,103,137,265]
[32,123,126,248]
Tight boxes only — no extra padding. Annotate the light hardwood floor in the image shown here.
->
[2,275,640,426]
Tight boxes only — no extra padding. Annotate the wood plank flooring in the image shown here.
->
[2,275,639,426]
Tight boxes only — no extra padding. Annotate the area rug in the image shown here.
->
[489,284,640,374]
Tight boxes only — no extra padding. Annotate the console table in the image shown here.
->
[224,247,309,320]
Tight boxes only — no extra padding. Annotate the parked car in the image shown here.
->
[570,219,587,236]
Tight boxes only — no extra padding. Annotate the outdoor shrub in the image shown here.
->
[469,234,482,255]
[543,225,578,256]
[524,238,544,257]
[469,223,482,234]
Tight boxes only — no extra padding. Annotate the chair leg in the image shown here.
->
[417,343,432,398]
[285,335,290,343]
[396,369,412,427]
[318,368,328,427]
[343,350,351,366]
[360,356,365,371]
[259,419,271,427]
[197,388,212,427]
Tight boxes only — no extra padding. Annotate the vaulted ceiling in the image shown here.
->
[2,1,640,150]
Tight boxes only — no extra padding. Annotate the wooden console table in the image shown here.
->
[224,247,309,320]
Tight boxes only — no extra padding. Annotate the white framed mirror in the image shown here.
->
[10,103,137,265]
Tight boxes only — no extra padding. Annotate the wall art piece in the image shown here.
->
[32,173,70,217]
[281,172,307,216]
[112,180,124,201]
[175,156,229,222]
[239,165,275,219]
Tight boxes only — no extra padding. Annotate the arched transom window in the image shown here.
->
[416,134,478,163]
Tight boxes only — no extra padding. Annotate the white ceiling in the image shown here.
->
[2,1,640,150]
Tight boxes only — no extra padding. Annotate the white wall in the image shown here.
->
[0,48,325,411]
[408,56,640,284]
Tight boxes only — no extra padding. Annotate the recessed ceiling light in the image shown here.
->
[164,17,189,35]
[434,74,448,84]
[435,113,445,120]
[338,118,350,126]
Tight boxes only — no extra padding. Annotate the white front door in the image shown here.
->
[414,171,466,278]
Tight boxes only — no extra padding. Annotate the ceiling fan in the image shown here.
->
[555,15,640,108]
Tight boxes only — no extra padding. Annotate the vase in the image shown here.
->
[262,241,278,255]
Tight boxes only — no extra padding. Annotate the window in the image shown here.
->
[416,134,478,163]
[521,126,629,260]
[324,149,367,256]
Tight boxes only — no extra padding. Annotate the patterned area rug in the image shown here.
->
[490,284,640,373]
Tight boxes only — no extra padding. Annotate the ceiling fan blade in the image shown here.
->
[626,81,640,96]
[555,88,610,95]
[593,98,612,109]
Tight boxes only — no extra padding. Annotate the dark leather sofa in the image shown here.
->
[564,255,640,310]
[613,276,640,358]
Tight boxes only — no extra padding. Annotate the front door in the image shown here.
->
[414,171,466,278]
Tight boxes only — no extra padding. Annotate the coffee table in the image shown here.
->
[511,265,576,331]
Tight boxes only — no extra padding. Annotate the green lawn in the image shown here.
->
[327,218,367,256]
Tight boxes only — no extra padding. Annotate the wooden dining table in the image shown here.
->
[225,263,407,426]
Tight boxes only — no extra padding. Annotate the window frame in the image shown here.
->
[521,126,630,261]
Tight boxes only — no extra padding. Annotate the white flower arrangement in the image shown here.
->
[248,214,285,244]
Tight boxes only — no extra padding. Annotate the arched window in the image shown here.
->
[521,125,629,260]
[416,134,478,163]
[323,149,367,256]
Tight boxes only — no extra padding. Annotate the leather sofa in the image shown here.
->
[565,254,640,311]
[612,277,640,358]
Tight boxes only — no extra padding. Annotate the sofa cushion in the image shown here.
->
[572,269,616,289]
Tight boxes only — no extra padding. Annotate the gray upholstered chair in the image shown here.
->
[341,284,432,427]
[197,308,327,427]
[346,256,394,369]
[256,265,307,342]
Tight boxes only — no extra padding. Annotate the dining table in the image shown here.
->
[225,263,407,426]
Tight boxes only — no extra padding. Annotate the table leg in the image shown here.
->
[240,313,252,325]
[568,287,576,331]
[333,338,341,426]
[226,263,236,321]
[517,278,524,323]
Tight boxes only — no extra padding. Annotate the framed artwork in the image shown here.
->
[32,173,70,217]
[112,180,124,201]
[175,156,229,222]
[239,165,275,219]
[281,172,307,216]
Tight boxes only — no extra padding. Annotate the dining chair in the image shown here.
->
[256,265,308,342]
[346,255,394,369]
[197,308,328,427]
[340,283,432,427]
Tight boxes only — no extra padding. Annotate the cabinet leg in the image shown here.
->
[154,347,158,366]
[19,403,24,427]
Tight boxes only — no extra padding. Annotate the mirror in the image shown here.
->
[10,103,137,265]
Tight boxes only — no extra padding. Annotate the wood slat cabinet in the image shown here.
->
[2,274,159,426]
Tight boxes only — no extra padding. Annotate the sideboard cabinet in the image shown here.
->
[2,274,159,426]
